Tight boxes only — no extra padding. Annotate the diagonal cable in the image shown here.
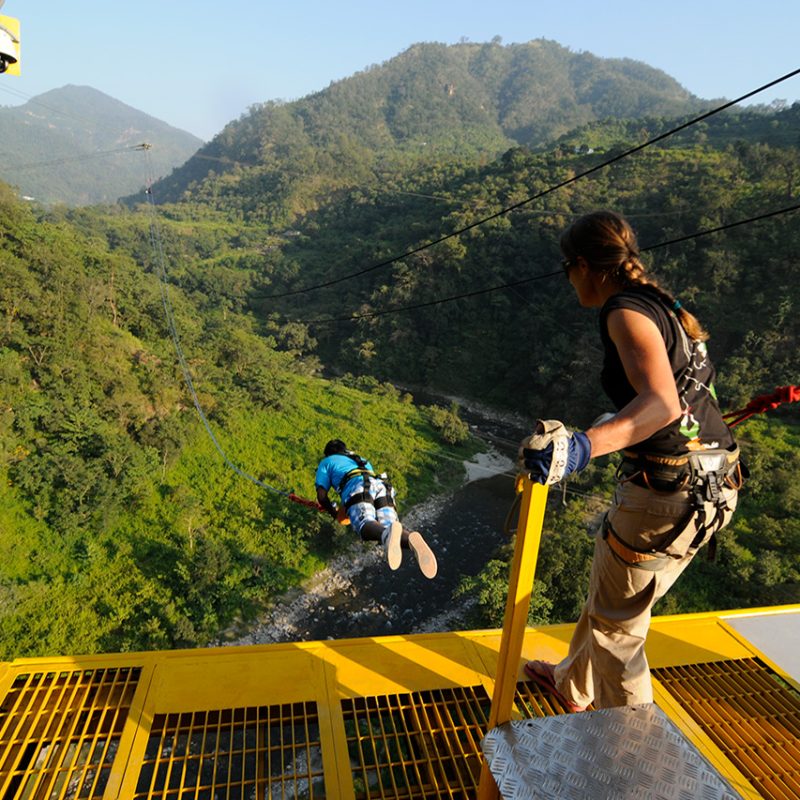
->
[142,150,291,499]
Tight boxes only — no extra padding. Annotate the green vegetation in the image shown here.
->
[1,41,798,657]
[0,183,475,659]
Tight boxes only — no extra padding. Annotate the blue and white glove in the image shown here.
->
[519,419,591,485]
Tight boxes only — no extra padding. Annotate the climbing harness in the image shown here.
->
[608,445,743,568]
[615,447,743,495]
[602,385,800,563]
[336,451,376,494]
[338,452,396,512]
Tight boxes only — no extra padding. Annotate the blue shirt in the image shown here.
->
[315,453,375,499]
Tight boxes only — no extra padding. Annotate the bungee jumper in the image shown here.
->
[315,439,438,579]
[516,210,743,712]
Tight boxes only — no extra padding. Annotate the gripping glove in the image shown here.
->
[518,419,591,485]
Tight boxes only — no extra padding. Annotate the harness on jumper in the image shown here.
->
[337,451,395,512]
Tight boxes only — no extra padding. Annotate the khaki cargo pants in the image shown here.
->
[554,479,738,708]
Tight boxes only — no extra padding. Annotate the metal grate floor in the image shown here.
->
[515,678,594,719]
[654,658,800,800]
[133,702,324,799]
[341,685,491,799]
[0,666,140,800]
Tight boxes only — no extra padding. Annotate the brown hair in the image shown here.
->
[560,210,708,341]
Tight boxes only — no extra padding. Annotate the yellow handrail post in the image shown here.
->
[477,476,549,800]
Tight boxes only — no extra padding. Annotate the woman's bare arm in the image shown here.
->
[585,307,682,458]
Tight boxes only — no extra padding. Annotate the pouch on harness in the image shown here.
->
[605,446,745,569]
[338,452,396,511]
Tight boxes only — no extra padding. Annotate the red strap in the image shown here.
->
[723,385,800,427]
[287,492,325,512]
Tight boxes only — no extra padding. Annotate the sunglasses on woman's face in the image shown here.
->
[561,259,573,276]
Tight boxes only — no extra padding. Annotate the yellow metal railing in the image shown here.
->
[477,476,548,800]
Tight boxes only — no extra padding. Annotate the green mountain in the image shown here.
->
[0,85,203,205]
[144,39,706,219]
[253,103,800,419]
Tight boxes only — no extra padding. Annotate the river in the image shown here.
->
[223,399,532,645]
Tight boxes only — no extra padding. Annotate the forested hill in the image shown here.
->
[144,39,705,216]
[0,85,203,205]
[0,182,471,658]
[235,103,800,424]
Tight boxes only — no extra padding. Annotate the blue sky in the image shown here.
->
[1,0,798,141]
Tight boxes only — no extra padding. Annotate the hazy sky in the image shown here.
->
[1,0,798,140]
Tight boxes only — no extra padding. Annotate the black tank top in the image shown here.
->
[599,286,735,456]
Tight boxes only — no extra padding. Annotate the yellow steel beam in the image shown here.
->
[477,477,548,800]
[316,652,356,800]
[103,662,157,800]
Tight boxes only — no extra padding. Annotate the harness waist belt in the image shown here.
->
[618,446,740,492]
[602,517,670,570]
[605,531,667,567]
[337,467,375,494]
[344,492,394,510]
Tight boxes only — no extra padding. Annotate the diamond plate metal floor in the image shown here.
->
[482,703,743,800]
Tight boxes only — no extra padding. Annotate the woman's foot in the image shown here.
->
[523,660,587,713]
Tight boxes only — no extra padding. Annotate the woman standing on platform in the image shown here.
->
[519,210,742,710]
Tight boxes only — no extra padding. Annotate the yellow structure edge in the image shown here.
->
[0,608,797,798]
[651,676,763,800]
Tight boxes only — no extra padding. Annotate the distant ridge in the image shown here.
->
[144,39,706,213]
[0,85,203,205]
